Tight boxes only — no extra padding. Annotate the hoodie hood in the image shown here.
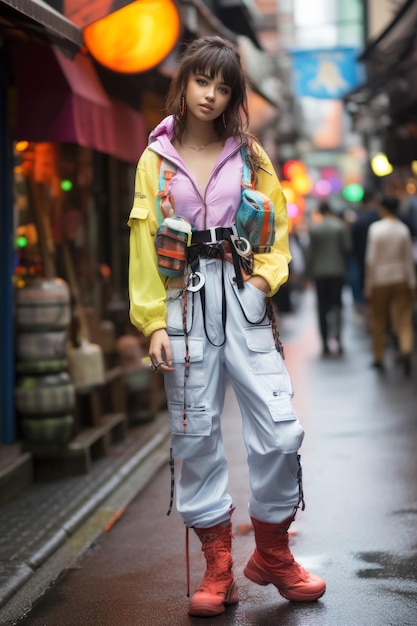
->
[147,115,183,166]
[148,115,175,146]
[147,115,241,168]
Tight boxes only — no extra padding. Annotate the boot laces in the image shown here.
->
[267,546,310,584]
[197,543,232,593]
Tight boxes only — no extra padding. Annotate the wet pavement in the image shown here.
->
[1,287,417,625]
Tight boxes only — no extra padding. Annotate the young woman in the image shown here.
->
[128,35,326,618]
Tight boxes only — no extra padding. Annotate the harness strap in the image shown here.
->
[191,226,235,245]
[190,235,245,291]
[156,157,175,220]
[189,245,228,348]
[241,147,255,190]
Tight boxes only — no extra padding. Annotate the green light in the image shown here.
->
[342,183,364,203]
[60,179,73,191]
[16,236,28,248]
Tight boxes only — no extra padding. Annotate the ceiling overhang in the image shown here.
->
[0,0,82,53]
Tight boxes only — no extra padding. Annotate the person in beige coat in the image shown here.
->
[364,195,417,376]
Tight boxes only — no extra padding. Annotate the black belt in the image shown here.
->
[190,227,235,245]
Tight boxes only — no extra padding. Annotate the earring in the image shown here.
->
[179,96,186,116]
[222,112,227,128]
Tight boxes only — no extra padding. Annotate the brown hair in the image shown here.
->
[165,36,262,172]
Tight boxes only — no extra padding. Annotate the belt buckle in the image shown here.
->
[208,226,218,244]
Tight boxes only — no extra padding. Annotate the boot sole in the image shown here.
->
[244,563,326,602]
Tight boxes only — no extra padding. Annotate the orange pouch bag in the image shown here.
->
[156,217,191,277]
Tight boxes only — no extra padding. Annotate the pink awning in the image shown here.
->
[12,42,146,163]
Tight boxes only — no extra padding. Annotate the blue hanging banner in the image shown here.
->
[290,48,361,99]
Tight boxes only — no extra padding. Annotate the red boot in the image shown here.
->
[189,522,239,617]
[244,516,326,602]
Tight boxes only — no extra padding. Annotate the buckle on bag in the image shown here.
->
[230,235,252,257]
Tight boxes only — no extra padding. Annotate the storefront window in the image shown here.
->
[13,141,133,331]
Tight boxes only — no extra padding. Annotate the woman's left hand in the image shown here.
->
[149,328,175,372]
[247,275,270,294]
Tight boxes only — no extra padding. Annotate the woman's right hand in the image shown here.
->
[149,328,175,372]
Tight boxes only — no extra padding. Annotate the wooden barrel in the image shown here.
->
[15,372,75,416]
[21,415,74,444]
[15,278,71,331]
[16,330,68,362]
[16,359,68,375]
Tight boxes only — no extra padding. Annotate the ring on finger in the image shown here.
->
[150,360,164,372]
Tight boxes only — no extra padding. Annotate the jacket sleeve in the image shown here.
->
[128,152,169,337]
[252,149,292,297]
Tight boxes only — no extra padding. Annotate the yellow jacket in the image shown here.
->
[128,144,291,337]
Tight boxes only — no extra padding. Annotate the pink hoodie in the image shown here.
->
[147,115,244,231]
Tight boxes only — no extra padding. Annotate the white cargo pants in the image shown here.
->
[164,257,305,529]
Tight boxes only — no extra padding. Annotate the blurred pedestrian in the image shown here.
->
[128,36,325,618]
[364,195,417,376]
[306,201,351,356]
[349,190,380,311]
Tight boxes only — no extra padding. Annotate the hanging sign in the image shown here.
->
[290,47,361,99]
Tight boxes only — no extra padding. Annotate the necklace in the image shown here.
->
[185,140,219,152]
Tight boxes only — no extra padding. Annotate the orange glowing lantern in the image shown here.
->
[282,160,312,196]
[292,172,313,196]
[83,0,181,74]
[283,160,304,179]
[281,180,297,204]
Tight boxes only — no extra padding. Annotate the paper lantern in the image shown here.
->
[83,0,181,74]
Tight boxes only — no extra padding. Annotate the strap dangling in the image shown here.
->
[266,297,285,359]
[166,447,175,516]
[296,454,306,511]
[182,287,190,433]
[186,525,191,597]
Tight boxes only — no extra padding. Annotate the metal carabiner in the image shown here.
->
[186,271,206,292]
[230,235,252,257]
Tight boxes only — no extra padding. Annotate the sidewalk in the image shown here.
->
[0,409,171,611]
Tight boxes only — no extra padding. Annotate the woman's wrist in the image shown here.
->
[248,274,270,294]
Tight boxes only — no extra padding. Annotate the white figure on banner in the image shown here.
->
[308,60,348,96]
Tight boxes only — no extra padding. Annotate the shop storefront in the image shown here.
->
[344,0,417,183]
[0,2,153,498]
[0,0,86,448]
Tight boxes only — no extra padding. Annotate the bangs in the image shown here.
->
[192,48,241,88]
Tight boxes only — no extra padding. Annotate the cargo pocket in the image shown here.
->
[164,336,205,400]
[229,272,267,324]
[243,325,281,375]
[168,401,212,437]
[268,395,304,453]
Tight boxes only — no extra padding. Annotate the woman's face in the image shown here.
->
[185,72,232,122]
